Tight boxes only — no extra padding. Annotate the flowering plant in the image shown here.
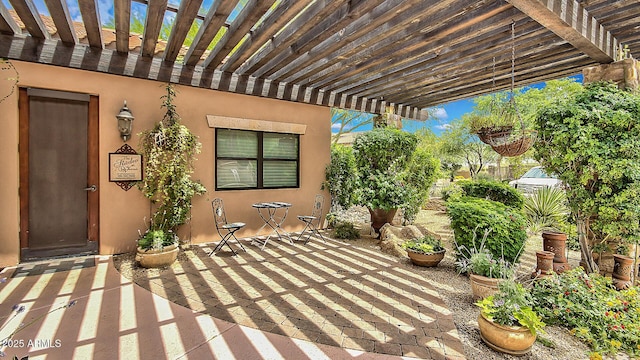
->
[530,267,640,357]
[476,279,546,336]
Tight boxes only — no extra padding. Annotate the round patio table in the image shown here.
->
[251,202,293,250]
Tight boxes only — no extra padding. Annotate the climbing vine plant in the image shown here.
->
[138,84,206,239]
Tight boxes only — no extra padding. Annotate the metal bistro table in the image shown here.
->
[251,202,294,250]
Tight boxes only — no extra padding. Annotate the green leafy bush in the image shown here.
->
[441,183,463,202]
[333,221,360,240]
[137,229,176,250]
[447,197,527,263]
[459,180,524,209]
[531,268,640,357]
[534,82,640,254]
[402,234,444,254]
[323,144,358,210]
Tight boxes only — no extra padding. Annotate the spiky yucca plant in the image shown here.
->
[523,187,567,233]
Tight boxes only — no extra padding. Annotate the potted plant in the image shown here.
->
[402,234,446,267]
[455,228,517,300]
[476,280,545,355]
[328,127,438,237]
[135,84,206,268]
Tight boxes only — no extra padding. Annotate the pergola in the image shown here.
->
[1,0,638,120]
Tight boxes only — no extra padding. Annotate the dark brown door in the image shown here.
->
[19,88,99,260]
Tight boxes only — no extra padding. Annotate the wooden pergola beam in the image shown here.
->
[507,0,616,63]
[184,0,240,66]
[0,2,21,35]
[114,0,131,53]
[141,0,167,57]
[44,0,78,44]
[7,0,49,39]
[78,0,103,48]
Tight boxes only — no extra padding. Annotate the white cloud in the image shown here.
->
[431,107,448,120]
[435,123,452,131]
[331,123,342,130]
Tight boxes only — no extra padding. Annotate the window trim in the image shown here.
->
[215,128,300,191]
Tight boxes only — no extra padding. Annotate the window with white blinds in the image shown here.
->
[216,129,299,190]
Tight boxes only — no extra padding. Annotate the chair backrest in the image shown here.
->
[211,198,227,229]
[311,194,324,223]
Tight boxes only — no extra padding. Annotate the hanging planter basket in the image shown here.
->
[473,22,537,158]
[485,129,537,157]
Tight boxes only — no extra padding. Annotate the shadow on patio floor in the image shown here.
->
[116,234,466,359]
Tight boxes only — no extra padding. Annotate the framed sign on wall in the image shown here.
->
[109,144,142,190]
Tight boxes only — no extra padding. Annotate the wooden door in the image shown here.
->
[19,88,99,260]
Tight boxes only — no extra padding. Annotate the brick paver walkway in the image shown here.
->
[129,235,466,359]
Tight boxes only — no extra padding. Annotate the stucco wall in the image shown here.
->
[0,61,331,267]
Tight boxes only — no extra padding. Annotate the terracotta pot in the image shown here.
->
[407,249,445,267]
[477,313,536,355]
[542,231,568,263]
[532,250,555,278]
[136,244,179,268]
[469,273,501,300]
[368,208,397,237]
[612,254,634,290]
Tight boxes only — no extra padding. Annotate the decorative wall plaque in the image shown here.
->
[109,144,142,191]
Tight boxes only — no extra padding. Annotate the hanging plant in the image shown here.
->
[138,84,206,247]
[471,22,536,157]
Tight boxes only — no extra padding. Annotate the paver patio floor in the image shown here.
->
[125,234,466,359]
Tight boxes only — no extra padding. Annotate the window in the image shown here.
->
[216,129,299,190]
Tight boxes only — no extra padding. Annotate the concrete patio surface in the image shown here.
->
[0,234,466,359]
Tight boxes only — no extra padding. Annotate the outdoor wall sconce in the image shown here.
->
[116,101,134,142]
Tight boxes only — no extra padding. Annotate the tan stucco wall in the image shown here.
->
[0,61,330,267]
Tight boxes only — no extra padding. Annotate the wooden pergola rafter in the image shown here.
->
[1,0,638,120]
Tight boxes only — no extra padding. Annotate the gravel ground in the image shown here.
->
[115,199,626,360]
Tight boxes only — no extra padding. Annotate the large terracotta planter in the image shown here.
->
[478,313,536,355]
[407,250,445,267]
[368,208,397,237]
[612,254,634,290]
[470,273,501,300]
[542,231,568,263]
[542,231,570,273]
[136,244,179,268]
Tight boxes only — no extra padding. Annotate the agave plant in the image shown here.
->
[523,187,568,233]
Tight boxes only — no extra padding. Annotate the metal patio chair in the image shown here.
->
[296,194,326,244]
[211,198,246,256]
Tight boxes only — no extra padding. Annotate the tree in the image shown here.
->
[330,108,375,144]
[534,82,640,273]
[440,118,496,179]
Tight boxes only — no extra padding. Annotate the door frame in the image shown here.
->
[18,88,100,260]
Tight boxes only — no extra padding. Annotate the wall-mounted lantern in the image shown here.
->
[116,101,134,142]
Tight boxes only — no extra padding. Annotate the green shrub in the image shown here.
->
[459,180,524,209]
[323,144,358,210]
[531,268,640,357]
[447,197,527,263]
[441,183,463,202]
[333,222,360,240]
